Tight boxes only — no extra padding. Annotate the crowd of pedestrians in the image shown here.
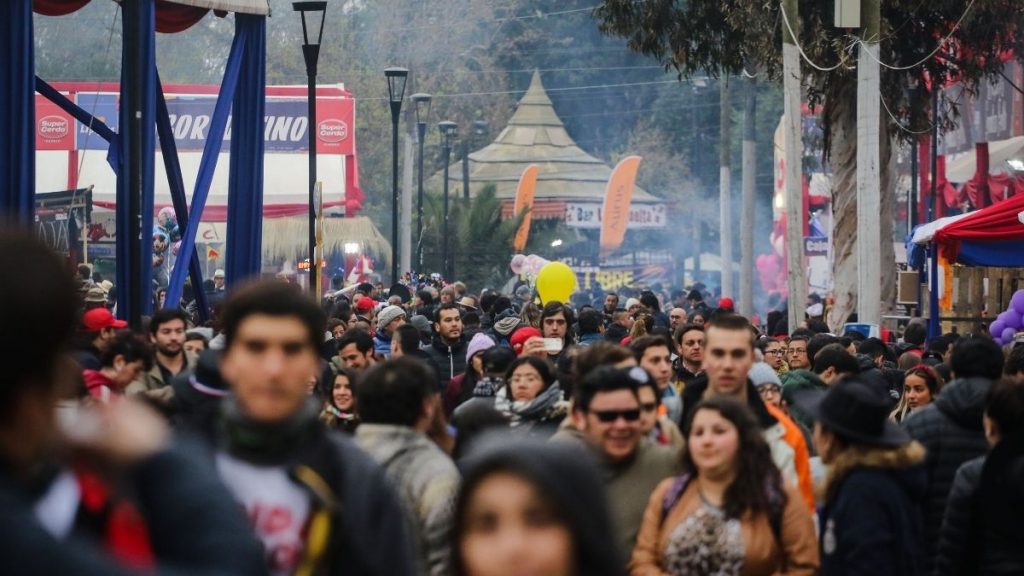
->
[4,228,1024,575]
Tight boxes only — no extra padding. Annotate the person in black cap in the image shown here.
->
[800,377,927,576]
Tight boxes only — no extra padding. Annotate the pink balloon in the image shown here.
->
[510,254,527,274]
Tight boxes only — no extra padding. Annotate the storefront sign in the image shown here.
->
[564,202,666,229]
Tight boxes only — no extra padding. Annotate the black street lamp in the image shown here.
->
[411,93,432,269]
[385,67,409,285]
[293,1,327,296]
[461,120,490,200]
[438,120,458,279]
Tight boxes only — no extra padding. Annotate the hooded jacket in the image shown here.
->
[355,424,460,576]
[902,377,991,572]
[684,375,816,511]
[781,369,828,430]
[935,442,1024,576]
[420,334,467,389]
[819,442,927,576]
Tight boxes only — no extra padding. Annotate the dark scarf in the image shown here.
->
[219,397,321,466]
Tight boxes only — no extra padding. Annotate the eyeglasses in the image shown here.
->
[640,402,658,412]
[592,409,641,423]
[788,348,806,355]
[765,349,786,356]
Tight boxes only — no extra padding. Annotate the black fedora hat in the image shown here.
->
[793,376,910,448]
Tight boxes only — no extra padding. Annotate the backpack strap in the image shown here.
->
[660,473,692,526]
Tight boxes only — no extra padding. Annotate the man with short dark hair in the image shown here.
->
[630,335,681,423]
[553,366,677,560]
[603,292,619,316]
[673,323,705,386]
[212,281,417,576]
[355,358,460,576]
[640,291,669,329]
[422,303,468,389]
[83,332,153,402]
[901,322,927,354]
[903,336,1005,573]
[683,314,815,511]
[786,333,812,370]
[73,307,128,370]
[781,343,859,429]
[577,308,605,346]
[337,329,377,370]
[605,309,632,343]
[127,308,193,403]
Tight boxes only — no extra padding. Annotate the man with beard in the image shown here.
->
[422,303,467,390]
[128,308,194,403]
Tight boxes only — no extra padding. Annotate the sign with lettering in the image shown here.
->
[564,202,666,229]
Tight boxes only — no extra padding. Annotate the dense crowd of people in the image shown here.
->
[4,229,1024,575]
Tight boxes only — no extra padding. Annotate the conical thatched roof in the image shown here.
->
[438,71,658,204]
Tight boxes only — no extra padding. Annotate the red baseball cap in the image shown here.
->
[82,308,128,332]
[355,296,376,312]
[718,297,735,310]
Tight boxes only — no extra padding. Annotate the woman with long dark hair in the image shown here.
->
[318,363,359,433]
[890,364,944,423]
[453,437,623,576]
[493,356,566,440]
[631,397,818,575]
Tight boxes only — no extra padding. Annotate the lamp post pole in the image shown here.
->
[439,121,457,279]
[385,68,409,285]
[293,1,327,296]
[411,93,432,269]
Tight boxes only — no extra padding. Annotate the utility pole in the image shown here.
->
[400,131,414,277]
[782,0,805,332]
[719,78,733,299]
[740,76,757,317]
[856,0,881,325]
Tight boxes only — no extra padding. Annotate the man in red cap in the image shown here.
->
[717,296,735,312]
[72,308,128,371]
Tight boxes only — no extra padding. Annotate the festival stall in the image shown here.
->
[911,190,1024,340]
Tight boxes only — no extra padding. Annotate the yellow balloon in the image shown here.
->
[536,261,577,304]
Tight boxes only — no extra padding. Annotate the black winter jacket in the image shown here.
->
[935,444,1024,576]
[902,377,991,573]
[819,453,927,576]
[0,441,267,575]
[421,334,468,389]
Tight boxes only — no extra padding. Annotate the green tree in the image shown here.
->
[595,0,1024,325]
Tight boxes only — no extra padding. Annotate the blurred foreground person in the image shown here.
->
[803,377,927,575]
[0,231,264,574]
[211,281,417,575]
[454,437,623,576]
[631,398,818,576]
[936,377,1024,576]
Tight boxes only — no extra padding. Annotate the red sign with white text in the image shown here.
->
[35,97,75,151]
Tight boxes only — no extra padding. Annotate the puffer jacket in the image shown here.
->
[420,335,467,390]
[819,441,927,576]
[902,377,991,573]
[935,443,1024,576]
[355,424,460,576]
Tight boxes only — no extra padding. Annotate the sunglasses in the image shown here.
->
[592,409,641,423]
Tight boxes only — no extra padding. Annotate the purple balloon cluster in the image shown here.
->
[990,289,1024,346]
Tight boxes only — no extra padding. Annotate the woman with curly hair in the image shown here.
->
[631,397,819,575]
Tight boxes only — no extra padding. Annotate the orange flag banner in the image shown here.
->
[513,164,540,252]
[600,156,642,257]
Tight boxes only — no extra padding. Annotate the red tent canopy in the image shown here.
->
[934,190,1024,262]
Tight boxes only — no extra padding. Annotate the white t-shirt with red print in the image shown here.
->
[216,453,311,576]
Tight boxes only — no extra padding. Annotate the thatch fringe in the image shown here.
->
[261,216,391,267]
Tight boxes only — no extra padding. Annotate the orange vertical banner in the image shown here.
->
[513,165,539,252]
[600,156,642,257]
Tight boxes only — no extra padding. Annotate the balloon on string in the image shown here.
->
[525,254,549,275]
[510,254,527,275]
[1002,326,1016,343]
[990,320,1006,339]
[535,261,577,304]
[1012,289,1024,315]
[1005,308,1023,330]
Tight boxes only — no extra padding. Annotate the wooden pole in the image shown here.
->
[719,77,733,299]
[856,0,882,325]
[782,0,805,332]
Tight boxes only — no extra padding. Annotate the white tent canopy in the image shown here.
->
[946,135,1024,183]
[910,212,973,245]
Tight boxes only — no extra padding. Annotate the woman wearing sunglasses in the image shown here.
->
[631,397,819,576]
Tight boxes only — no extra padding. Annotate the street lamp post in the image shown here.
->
[438,121,458,279]
[461,120,490,200]
[293,1,327,296]
[411,93,432,269]
[385,67,409,285]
